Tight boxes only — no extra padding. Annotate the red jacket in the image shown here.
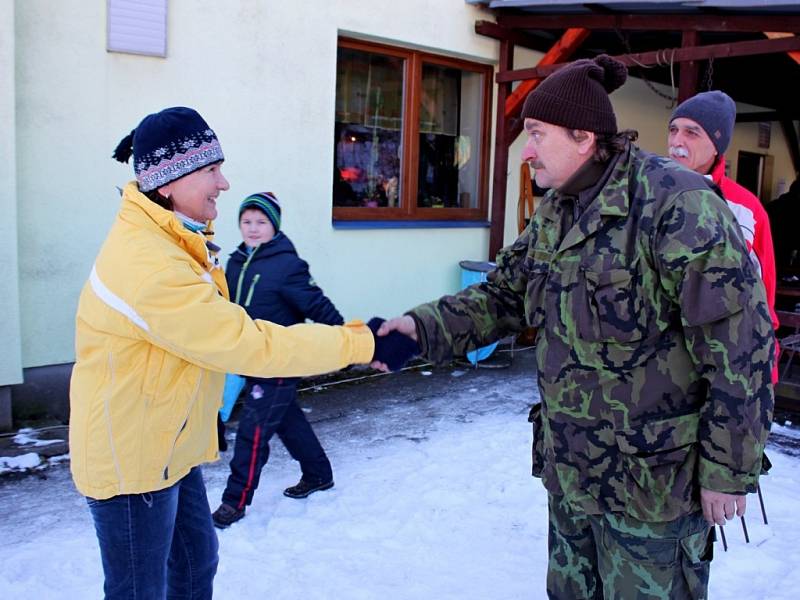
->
[711,157,779,382]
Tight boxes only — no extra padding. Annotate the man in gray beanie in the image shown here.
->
[669,91,779,384]
[374,56,774,598]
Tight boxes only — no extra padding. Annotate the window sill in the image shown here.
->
[332,220,491,230]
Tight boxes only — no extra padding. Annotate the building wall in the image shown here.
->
[0,0,23,387]
[13,0,498,369]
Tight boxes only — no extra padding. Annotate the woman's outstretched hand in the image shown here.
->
[367,316,420,372]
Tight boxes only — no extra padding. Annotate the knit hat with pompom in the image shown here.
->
[521,54,627,134]
[111,107,224,193]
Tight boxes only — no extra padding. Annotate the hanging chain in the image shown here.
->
[702,56,714,91]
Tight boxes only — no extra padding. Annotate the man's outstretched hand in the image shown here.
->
[368,316,420,372]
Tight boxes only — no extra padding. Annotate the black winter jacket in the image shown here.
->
[226,232,343,327]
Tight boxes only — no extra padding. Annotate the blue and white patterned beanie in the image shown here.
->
[112,107,224,192]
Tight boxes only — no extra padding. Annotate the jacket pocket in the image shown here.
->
[576,256,648,343]
[528,403,544,477]
[141,345,166,408]
[680,527,714,599]
[524,248,554,329]
[616,412,700,522]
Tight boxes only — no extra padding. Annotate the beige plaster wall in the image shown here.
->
[0,0,23,385]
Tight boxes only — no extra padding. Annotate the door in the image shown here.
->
[737,151,774,202]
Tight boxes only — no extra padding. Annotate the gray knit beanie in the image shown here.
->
[670,91,736,155]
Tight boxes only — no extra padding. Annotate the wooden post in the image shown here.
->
[780,120,800,175]
[678,30,699,102]
[488,39,513,260]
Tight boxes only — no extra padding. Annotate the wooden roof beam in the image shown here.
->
[764,32,800,64]
[496,35,800,83]
[495,13,800,33]
[475,20,545,51]
[583,3,616,15]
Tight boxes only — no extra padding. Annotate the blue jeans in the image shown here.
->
[87,466,219,599]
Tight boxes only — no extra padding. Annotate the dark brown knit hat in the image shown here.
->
[521,54,627,134]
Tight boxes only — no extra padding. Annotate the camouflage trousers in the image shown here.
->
[547,494,714,599]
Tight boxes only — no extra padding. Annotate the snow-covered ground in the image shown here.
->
[1,358,799,599]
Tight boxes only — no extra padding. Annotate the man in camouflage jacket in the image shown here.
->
[373,55,774,599]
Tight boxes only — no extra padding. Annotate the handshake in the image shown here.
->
[367,317,420,372]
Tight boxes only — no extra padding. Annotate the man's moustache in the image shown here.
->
[669,146,689,158]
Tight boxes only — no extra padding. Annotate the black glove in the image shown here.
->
[367,317,420,372]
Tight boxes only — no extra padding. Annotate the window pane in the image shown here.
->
[417,65,483,209]
[333,48,404,208]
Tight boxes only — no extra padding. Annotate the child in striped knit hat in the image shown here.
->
[213,192,344,527]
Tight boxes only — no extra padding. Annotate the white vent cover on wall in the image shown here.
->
[107,0,167,57]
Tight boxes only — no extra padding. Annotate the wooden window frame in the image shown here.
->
[333,38,493,223]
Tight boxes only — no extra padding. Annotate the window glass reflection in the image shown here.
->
[333,48,403,208]
[417,65,482,209]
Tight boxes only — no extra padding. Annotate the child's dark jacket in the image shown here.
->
[226,232,343,328]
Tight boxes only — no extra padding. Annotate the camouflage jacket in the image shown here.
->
[409,142,774,522]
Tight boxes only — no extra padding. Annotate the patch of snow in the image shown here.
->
[12,428,64,447]
[0,452,41,473]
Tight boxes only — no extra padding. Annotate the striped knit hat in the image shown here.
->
[112,107,224,192]
[239,192,281,231]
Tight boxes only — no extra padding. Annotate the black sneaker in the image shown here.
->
[283,478,334,499]
[212,503,245,528]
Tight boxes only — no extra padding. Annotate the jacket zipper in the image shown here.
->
[162,371,203,480]
[244,274,260,307]
[234,245,261,304]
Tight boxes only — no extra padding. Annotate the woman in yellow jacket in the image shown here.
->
[70,107,375,599]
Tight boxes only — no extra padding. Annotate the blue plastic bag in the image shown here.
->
[460,261,498,365]
[219,374,245,422]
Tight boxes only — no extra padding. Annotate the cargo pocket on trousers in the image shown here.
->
[528,402,544,477]
[680,527,714,599]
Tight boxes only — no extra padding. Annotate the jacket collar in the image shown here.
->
[119,181,219,270]
[560,156,609,199]
[709,154,726,186]
[230,231,288,261]
[537,141,632,253]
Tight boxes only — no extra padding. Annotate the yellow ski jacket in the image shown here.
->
[70,182,374,499]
